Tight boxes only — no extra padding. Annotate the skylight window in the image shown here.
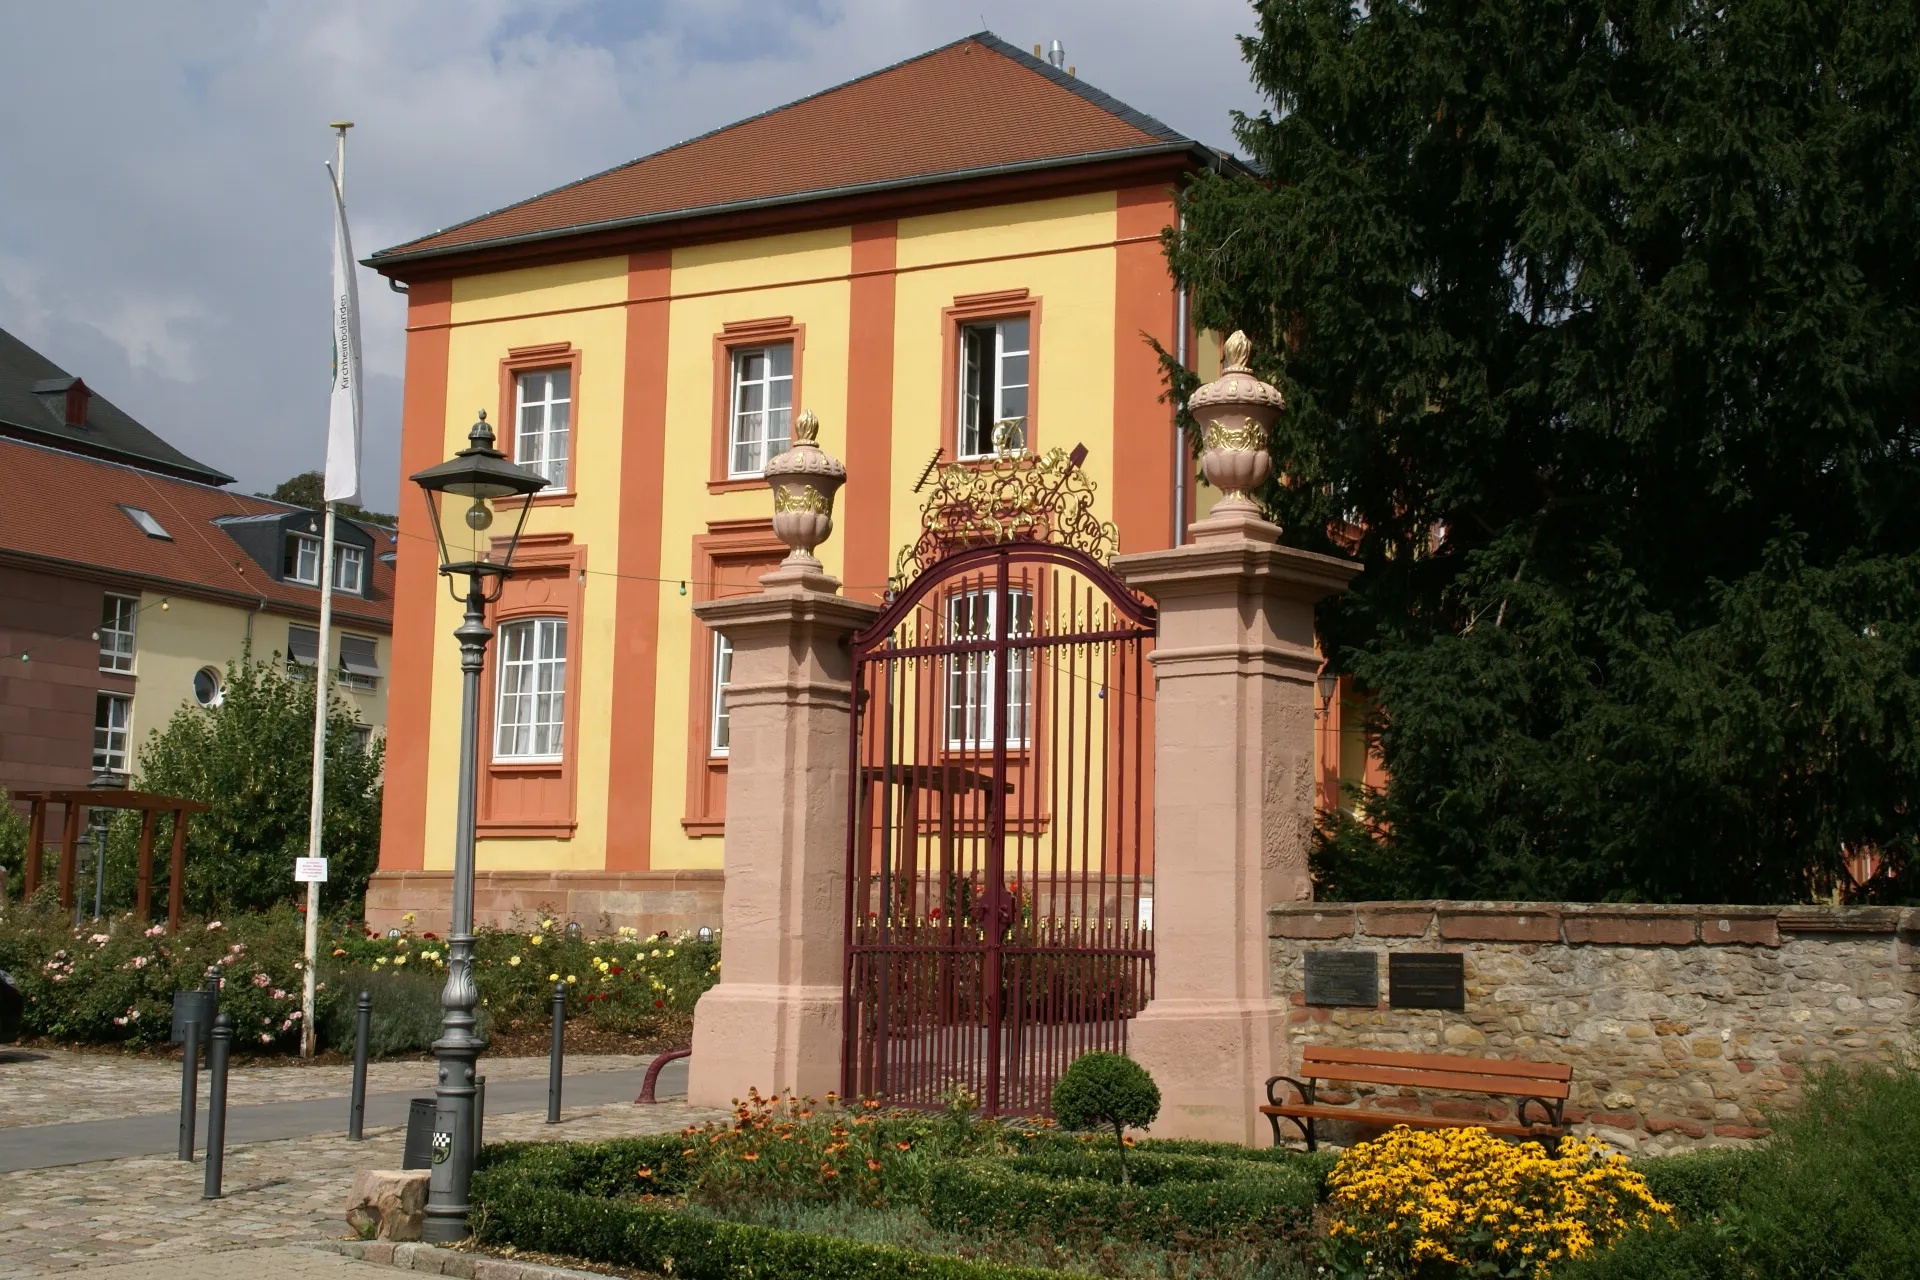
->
[119,505,172,540]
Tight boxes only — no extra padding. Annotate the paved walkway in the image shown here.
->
[0,1051,722,1276]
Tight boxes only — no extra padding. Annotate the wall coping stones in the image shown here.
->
[1270,901,1915,948]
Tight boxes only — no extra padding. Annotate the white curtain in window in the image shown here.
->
[495,617,568,759]
[515,369,572,490]
[729,344,793,477]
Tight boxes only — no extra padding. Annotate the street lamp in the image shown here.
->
[409,410,547,1242]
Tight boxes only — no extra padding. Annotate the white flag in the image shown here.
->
[325,163,363,504]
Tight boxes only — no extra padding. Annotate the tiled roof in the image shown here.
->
[371,32,1210,267]
[0,437,393,629]
[0,326,233,486]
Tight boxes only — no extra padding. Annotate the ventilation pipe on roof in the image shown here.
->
[1048,40,1066,69]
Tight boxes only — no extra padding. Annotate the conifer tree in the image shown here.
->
[1166,0,1920,902]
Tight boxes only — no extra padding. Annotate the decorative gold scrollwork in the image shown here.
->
[1202,421,1267,452]
[772,485,831,515]
[893,443,1117,587]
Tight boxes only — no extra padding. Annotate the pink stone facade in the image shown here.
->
[1270,901,1920,1152]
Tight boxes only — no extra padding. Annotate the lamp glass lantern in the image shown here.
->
[1315,670,1339,707]
[409,411,549,593]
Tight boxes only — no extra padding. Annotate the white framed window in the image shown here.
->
[352,724,374,752]
[958,317,1029,459]
[710,633,734,756]
[99,594,138,673]
[334,544,365,594]
[515,368,571,490]
[192,666,222,707]
[93,692,132,772]
[727,344,793,477]
[495,617,567,761]
[339,634,381,692]
[945,588,1034,750]
[284,533,322,585]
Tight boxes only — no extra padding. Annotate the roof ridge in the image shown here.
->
[965,33,1190,145]
[374,31,1200,262]
[379,32,1004,259]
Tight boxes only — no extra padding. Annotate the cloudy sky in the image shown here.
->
[0,1,1265,514]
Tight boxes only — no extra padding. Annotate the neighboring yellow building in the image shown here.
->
[364,33,1241,932]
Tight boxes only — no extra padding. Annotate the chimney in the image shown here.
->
[64,378,91,427]
[1048,39,1066,69]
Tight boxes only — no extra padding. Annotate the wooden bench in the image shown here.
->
[1262,1046,1571,1152]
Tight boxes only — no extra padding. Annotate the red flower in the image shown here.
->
[423,932,438,940]
[610,965,623,975]
[929,907,943,919]
[654,1000,664,1008]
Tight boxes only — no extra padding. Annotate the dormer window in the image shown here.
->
[335,544,365,594]
[284,533,322,585]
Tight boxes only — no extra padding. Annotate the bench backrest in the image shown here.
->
[1299,1045,1571,1100]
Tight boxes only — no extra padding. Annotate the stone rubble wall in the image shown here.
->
[1269,901,1919,1154]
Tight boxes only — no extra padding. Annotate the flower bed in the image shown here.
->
[0,896,719,1054]
[471,1092,1329,1279]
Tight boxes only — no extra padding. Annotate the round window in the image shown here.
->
[193,667,222,707]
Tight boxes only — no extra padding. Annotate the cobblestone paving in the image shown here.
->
[0,1051,653,1129]
[0,1099,721,1275]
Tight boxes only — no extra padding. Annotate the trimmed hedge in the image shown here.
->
[1634,1147,1756,1223]
[924,1148,1323,1244]
[472,1138,1073,1280]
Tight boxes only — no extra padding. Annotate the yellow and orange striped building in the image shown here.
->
[364,33,1372,932]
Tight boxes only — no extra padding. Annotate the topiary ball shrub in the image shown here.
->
[1050,1051,1160,1183]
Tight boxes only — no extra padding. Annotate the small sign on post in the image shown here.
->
[294,857,329,883]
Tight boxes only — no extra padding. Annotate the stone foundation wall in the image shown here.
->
[1270,901,1918,1154]
[364,869,724,939]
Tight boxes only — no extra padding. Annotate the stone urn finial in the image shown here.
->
[1187,330,1283,516]
[765,409,845,570]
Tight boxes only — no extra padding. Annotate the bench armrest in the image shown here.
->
[1515,1095,1565,1129]
[1264,1075,1315,1107]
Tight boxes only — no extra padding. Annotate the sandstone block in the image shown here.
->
[1563,912,1697,947]
[1704,916,1781,947]
[1645,1114,1707,1138]
[1713,1124,1771,1140]
[346,1169,430,1243]
[1359,909,1434,937]
[1271,908,1356,939]
[1437,910,1560,942]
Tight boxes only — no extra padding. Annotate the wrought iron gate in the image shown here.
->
[842,447,1156,1115]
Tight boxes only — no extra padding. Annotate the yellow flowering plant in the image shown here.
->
[1322,1126,1671,1279]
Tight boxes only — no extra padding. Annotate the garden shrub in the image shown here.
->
[0,899,715,1054]
[1049,1051,1160,1183]
[0,896,318,1047]
[924,1149,1321,1246]
[316,960,487,1057]
[1632,1147,1756,1225]
[1321,1126,1670,1278]
[1563,1065,1920,1280]
[473,1137,1071,1280]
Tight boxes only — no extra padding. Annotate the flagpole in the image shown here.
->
[302,120,353,1058]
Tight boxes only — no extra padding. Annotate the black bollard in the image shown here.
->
[547,978,566,1124]
[201,965,221,1069]
[349,990,371,1140]
[203,1013,230,1198]
[177,1019,200,1161]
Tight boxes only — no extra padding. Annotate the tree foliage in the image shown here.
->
[124,648,383,915]
[261,470,395,527]
[1166,0,1920,902]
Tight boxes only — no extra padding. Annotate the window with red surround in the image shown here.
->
[477,532,586,838]
[710,317,805,493]
[940,290,1041,464]
[497,343,581,508]
[683,519,786,835]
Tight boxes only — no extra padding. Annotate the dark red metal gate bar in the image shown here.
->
[842,541,1155,1115]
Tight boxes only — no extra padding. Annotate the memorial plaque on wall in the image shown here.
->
[1389,952,1466,1010]
[1304,950,1379,1007]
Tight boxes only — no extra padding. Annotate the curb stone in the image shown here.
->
[307,1239,613,1279]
